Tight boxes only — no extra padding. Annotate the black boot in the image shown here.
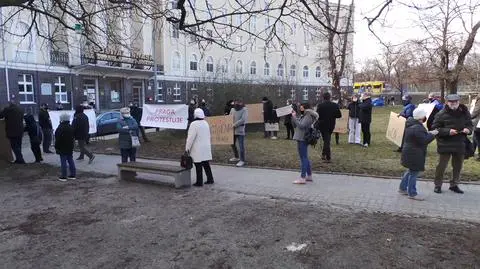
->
[449,186,464,194]
[434,186,442,194]
[205,180,214,185]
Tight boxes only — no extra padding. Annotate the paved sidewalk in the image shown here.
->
[20,151,480,223]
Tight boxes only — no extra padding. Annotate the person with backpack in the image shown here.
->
[55,113,76,182]
[24,114,43,163]
[291,103,319,184]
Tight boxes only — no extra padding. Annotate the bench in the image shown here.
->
[117,162,191,188]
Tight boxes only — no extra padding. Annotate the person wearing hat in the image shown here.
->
[399,108,438,200]
[432,94,473,194]
[72,105,95,164]
[54,113,76,182]
[359,92,373,147]
[39,103,53,153]
[117,107,140,163]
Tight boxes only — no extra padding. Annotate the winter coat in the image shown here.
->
[471,98,480,130]
[401,118,435,171]
[38,108,52,129]
[72,112,89,140]
[263,100,274,123]
[316,101,342,133]
[358,98,373,124]
[130,106,143,125]
[24,114,43,144]
[272,110,279,124]
[232,107,248,136]
[117,116,139,149]
[55,121,75,155]
[185,119,213,163]
[0,104,25,138]
[292,109,319,141]
[224,103,233,115]
[400,102,416,119]
[432,104,473,154]
[200,105,211,117]
[348,101,360,119]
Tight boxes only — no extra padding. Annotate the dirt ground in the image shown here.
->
[1,162,479,269]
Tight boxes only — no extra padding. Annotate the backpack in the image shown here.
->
[304,117,321,147]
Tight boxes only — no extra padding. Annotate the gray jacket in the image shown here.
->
[232,107,248,136]
[292,109,319,141]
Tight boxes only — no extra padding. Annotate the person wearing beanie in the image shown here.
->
[117,107,140,163]
[185,108,214,186]
[24,114,43,163]
[55,113,76,182]
[399,108,438,200]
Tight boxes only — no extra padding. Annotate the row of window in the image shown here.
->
[17,75,67,104]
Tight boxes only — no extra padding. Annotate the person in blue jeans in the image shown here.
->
[117,107,140,163]
[399,108,438,200]
[291,103,319,184]
[54,114,76,182]
[230,100,248,167]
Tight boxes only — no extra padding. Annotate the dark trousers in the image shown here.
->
[286,124,294,139]
[139,126,150,142]
[121,148,137,163]
[60,154,76,178]
[77,139,93,159]
[335,133,340,145]
[42,128,52,152]
[231,135,245,161]
[361,122,371,145]
[194,161,214,185]
[435,153,464,187]
[9,136,25,163]
[320,129,332,160]
[31,142,42,162]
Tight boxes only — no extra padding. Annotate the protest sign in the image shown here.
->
[206,115,234,145]
[333,109,349,134]
[386,112,406,147]
[246,103,264,123]
[265,123,279,132]
[49,109,97,134]
[141,104,188,130]
[0,120,13,162]
[470,99,477,114]
[275,105,293,117]
[417,103,436,128]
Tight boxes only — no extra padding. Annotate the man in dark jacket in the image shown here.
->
[284,99,295,140]
[72,105,95,163]
[130,102,150,143]
[39,103,53,153]
[262,97,274,138]
[199,99,211,117]
[359,93,373,147]
[224,100,234,115]
[316,92,342,162]
[347,95,361,144]
[55,113,76,182]
[432,94,473,194]
[24,114,43,163]
[0,102,25,164]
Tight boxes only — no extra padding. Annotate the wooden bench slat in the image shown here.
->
[117,162,187,173]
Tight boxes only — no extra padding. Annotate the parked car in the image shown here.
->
[372,97,385,107]
[96,111,122,136]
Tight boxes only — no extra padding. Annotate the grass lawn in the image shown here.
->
[88,106,480,181]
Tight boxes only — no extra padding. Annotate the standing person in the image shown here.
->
[187,99,197,129]
[271,106,279,140]
[55,113,76,182]
[432,94,473,194]
[426,93,444,131]
[230,100,248,167]
[359,93,373,147]
[284,100,295,140]
[24,114,43,163]
[395,95,416,152]
[316,92,342,162]
[399,108,438,200]
[471,95,480,161]
[292,103,319,184]
[199,99,211,117]
[262,97,274,138]
[129,102,150,143]
[55,101,64,111]
[0,101,25,164]
[186,108,214,187]
[72,105,95,164]
[347,95,362,145]
[224,100,234,115]
[38,103,53,153]
[117,107,139,163]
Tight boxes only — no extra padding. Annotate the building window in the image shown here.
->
[235,60,243,74]
[156,82,164,103]
[303,88,308,101]
[221,8,228,23]
[171,23,179,38]
[290,88,296,100]
[237,35,244,50]
[170,0,177,9]
[316,66,321,78]
[111,90,121,103]
[191,83,198,91]
[264,62,270,76]
[222,58,228,73]
[290,65,296,77]
[190,54,198,71]
[251,39,257,52]
[54,76,67,103]
[303,66,309,78]
[250,61,257,75]
[18,74,34,103]
[277,64,284,77]
[250,15,257,32]
[206,56,214,72]
[173,83,181,102]
[173,51,181,70]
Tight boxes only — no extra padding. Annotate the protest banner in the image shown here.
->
[0,120,13,162]
[245,103,264,123]
[49,109,97,134]
[265,123,279,132]
[333,109,349,134]
[140,104,188,130]
[386,112,406,147]
[205,115,234,145]
[275,105,293,117]
[417,103,436,128]
[470,99,477,114]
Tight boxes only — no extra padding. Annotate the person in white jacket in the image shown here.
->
[185,108,214,187]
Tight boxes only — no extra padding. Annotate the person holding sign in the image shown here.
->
[230,100,248,167]
[284,100,296,140]
[395,95,416,152]
[471,95,480,160]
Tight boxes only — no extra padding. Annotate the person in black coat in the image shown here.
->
[38,103,53,153]
[262,97,274,138]
[72,105,95,163]
[316,92,342,162]
[284,99,295,140]
[347,95,362,144]
[359,93,373,147]
[24,114,43,163]
[199,99,211,117]
[0,102,26,164]
[55,113,76,181]
[130,102,150,143]
[224,100,234,115]
[399,108,437,200]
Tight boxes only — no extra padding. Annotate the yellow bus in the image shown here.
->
[353,81,386,95]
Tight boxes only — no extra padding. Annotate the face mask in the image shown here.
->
[300,110,305,115]
[352,98,358,102]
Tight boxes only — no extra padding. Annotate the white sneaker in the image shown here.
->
[58,177,67,182]
[271,136,278,140]
[236,161,245,167]
[67,176,76,180]
[293,178,306,184]
[229,157,240,162]
[363,143,369,148]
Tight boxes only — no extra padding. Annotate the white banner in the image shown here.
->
[275,105,293,117]
[470,99,477,114]
[140,104,188,130]
[49,109,97,134]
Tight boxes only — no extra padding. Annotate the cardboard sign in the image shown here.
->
[386,112,406,147]
[141,104,188,130]
[470,99,477,114]
[265,123,279,132]
[275,105,293,117]
[205,115,234,145]
[0,120,13,162]
[245,103,263,123]
[49,109,97,134]
[333,109,349,134]
[417,103,436,128]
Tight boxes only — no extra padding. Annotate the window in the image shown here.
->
[250,15,257,32]
[315,66,321,78]
[18,74,34,103]
[290,65,296,77]
[111,90,121,103]
[172,23,179,38]
[237,35,243,50]
[173,83,181,102]
[264,62,270,76]
[221,8,228,23]
[303,66,309,78]
[251,39,257,52]
[173,51,181,70]
[156,82,164,103]
[265,16,271,29]
[303,88,308,101]
[222,58,228,73]
[277,64,284,77]
[54,76,67,103]
[191,83,198,91]
[206,56,214,72]
[250,61,257,75]
[235,60,243,74]
[236,14,242,26]
[170,0,177,9]
[290,88,296,100]
[190,54,198,71]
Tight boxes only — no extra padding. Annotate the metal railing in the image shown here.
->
[50,51,69,66]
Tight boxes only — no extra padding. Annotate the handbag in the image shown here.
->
[465,137,474,160]
[181,151,193,169]
[131,135,141,148]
